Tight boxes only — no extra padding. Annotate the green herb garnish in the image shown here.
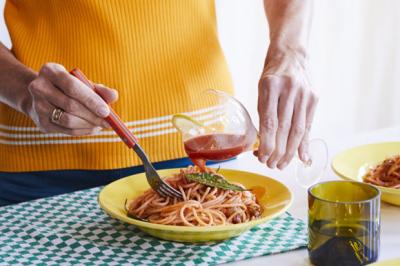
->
[185,172,246,191]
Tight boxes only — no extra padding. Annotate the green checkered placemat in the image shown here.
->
[0,187,307,266]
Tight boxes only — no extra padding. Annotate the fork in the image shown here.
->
[70,68,183,199]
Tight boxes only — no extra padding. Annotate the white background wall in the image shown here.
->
[1,0,400,142]
[216,0,400,142]
[0,1,10,47]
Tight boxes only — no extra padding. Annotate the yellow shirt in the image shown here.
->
[1,0,233,172]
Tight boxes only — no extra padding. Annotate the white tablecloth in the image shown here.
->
[220,126,400,265]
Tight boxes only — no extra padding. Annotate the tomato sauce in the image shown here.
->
[184,133,248,171]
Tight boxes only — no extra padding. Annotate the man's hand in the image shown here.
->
[258,0,315,169]
[27,63,118,135]
[257,51,317,169]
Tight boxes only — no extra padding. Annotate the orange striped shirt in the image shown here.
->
[1,0,233,172]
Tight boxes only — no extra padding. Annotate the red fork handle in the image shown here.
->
[70,68,137,148]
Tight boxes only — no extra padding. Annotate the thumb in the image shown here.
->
[95,84,119,104]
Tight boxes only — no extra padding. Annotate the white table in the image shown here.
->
[219,126,400,265]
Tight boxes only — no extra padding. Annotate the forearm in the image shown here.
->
[264,0,313,62]
[0,42,36,115]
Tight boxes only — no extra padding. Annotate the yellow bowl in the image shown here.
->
[98,168,292,242]
[369,258,400,266]
[332,142,400,206]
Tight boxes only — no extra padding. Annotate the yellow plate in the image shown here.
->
[332,142,400,206]
[98,168,292,243]
[369,258,400,266]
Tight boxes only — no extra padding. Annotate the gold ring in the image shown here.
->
[51,108,64,123]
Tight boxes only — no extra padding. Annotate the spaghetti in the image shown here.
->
[127,166,262,226]
[364,155,400,189]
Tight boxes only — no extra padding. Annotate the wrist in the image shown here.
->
[0,44,37,116]
[13,69,36,116]
[266,43,308,67]
[262,43,309,77]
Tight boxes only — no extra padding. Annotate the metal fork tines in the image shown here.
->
[132,144,183,199]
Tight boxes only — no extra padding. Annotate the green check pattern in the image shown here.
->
[0,187,307,265]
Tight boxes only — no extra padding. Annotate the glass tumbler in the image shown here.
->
[308,181,380,266]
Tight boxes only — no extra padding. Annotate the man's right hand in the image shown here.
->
[26,63,118,136]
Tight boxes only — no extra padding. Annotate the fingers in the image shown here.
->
[55,111,100,130]
[39,63,110,118]
[266,80,296,169]
[298,131,310,163]
[277,91,307,169]
[28,77,109,128]
[257,77,279,163]
[298,94,318,163]
[27,62,119,136]
[28,94,102,135]
[257,74,318,170]
[94,84,118,129]
[48,121,103,136]
[95,84,119,104]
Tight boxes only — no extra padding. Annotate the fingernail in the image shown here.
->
[97,106,109,117]
[259,155,268,164]
[268,160,277,169]
[305,159,313,167]
[278,161,288,170]
[302,152,309,161]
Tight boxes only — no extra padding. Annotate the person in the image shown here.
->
[0,0,317,206]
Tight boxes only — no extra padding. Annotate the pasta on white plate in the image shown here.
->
[126,166,262,226]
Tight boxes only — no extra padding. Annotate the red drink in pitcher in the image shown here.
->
[184,133,248,170]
